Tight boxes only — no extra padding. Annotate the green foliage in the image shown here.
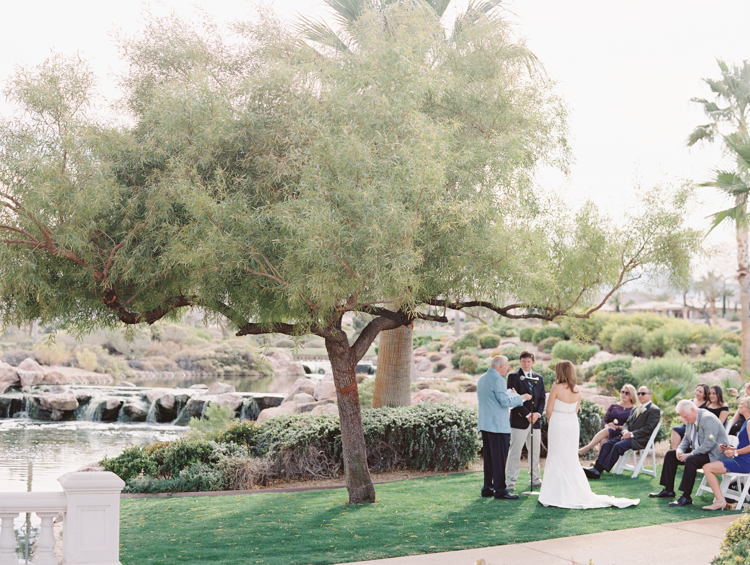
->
[218,421,261,448]
[531,326,567,345]
[536,364,556,390]
[75,347,99,371]
[478,334,501,349]
[718,334,741,357]
[713,514,750,565]
[458,354,479,374]
[490,319,518,337]
[690,359,722,374]
[537,336,562,353]
[124,463,224,494]
[550,341,600,362]
[630,357,696,389]
[157,439,227,477]
[174,339,272,376]
[650,383,687,408]
[452,334,479,352]
[578,399,605,448]
[187,403,236,440]
[519,327,536,342]
[642,324,691,357]
[610,325,647,356]
[501,344,522,361]
[100,446,157,482]
[358,376,375,408]
[595,366,636,396]
[558,313,610,343]
[413,335,433,348]
[584,357,633,380]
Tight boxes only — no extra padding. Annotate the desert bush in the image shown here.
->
[531,326,566,345]
[689,359,721,374]
[630,357,696,389]
[478,334,501,349]
[2,349,36,366]
[558,313,611,343]
[217,457,273,490]
[584,357,633,380]
[413,335,434,348]
[100,446,158,482]
[519,327,536,342]
[551,341,600,362]
[187,404,237,439]
[537,336,562,353]
[642,324,690,357]
[450,373,472,382]
[75,347,99,372]
[174,339,273,376]
[33,340,70,366]
[427,341,442,352]
[458,354,479,374]
[610,325,647,356]
[150,323,207,346]
[536,364,556,390]
[718,339,740,358]
[595,366,636,396]
[123,463,224,494]
[713,513,750,565]
[273,338,295,348]
[99,328,152,359]
[156,438,229,477]
[452,333,479,352]
[501,344,521,361]
[490,319,518,337]
[358,376,375,408]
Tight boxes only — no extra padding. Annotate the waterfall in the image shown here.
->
[145,399,159,424]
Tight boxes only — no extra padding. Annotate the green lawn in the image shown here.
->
[119,470,728,565]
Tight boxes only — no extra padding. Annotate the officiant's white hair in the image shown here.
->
[490,356,508,369]
[676,399,698,415]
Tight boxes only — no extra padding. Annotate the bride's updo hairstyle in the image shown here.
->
[555,360,576,389]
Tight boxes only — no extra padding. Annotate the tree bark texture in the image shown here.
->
[372,325,413,408]
[737,211,750,374]
[324,334,376,504]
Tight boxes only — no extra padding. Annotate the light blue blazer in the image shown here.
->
[477,367,523,434]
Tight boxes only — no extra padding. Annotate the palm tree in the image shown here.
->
[297,0,526,407]
[689,60,750,373]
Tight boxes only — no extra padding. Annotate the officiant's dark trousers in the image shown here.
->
[482,431,510,494]
[660,449,711,496]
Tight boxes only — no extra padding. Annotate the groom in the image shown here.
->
[477,356,530,500]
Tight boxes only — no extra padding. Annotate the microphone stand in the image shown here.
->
[522,374,540,496]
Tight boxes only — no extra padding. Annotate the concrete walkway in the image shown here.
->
[340,514,740,565]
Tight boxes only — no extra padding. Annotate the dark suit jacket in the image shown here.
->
[507,368,546,430]
[623,402,661,450]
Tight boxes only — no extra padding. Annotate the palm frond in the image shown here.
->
[424,0,453,18]
[323,0,369,26]
[293,14,351,52]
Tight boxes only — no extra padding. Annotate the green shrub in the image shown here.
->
[584,357,633,380]
[558,313,610,343]
[458,355,479,374]
[536,364,556,390]
[473,325,492,336]
[501,344,521,361]
[124,463,224,494]
[452,333,479,352]
[474,361,489,375]
[642,324,691,357]
[174,338,273,376]
[427,341,442,352]
[718,334,741,357]
[519,327,536,342]
[630,358,696,389]
[537,336,562,353]
[218,421,261,448]
[595,366,635,396]
[551,341,600,362]
[478,334,501,349]
[490,320,518,337]
[187,403,236,440]
[75,347,99,371]
[413,335,433,348]
[690,359,721,374]
[358,376,375,408]
[158,438,226,477]
[100,446,157,482]
[713,514,750,565]
[33,341,70,365]
[531,326,566,345]
[610,325,647,356]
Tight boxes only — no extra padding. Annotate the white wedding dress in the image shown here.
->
[538,399,639,509]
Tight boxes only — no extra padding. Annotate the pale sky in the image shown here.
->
[1,0,748,280]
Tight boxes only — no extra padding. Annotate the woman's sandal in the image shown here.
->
[702,500,728,511]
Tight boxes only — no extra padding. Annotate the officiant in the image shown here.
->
[506,351,546,491]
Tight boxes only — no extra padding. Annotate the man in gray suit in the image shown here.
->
[650,399,729,507]
[477,356,530,500]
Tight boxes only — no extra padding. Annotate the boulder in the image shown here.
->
[257,402,298,422]
[41,371,69,385]
[145,389,171,404]
[309,404,339,416]
[190,384,209,390]
[120,401,148,422]
[17,358,44,387]
[101,398,124,421]
[413,346,428,357]
[282,378,316,403]
[264,349,306,376]
[295,399,334,413]
[207,382,236,395]
[39,391,79,412]
[314,380,337,401]
[410,389,448,405]
[0,363,19,393]
[701,368,742,385]
[215,393,244,412]
[289,392,315,405]
[416,359,431,372]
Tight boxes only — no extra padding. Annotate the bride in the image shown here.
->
[539,360,639,509]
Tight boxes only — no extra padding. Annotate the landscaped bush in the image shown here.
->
[712,513,750,565]
[519,327,536,342]
[500,344,521,361]
[490,320,518,337]
[33,341,71,365]
[173,338,273,376]
[718,333,741,357]
[642,324,691,357]
[478,334,501,349]
[413,335,433,348]
[630,357,696,389]
[100,446,158,482]
[558,313,610,343]
[452,333,479,352]
[531,326,566,345]
[1,349,36,366]
[595,366,636,396]
[584,357,633,380]
[690,359,721,374]
[610,325,647,356]
[358,376,375,408]
[551,341,600,363]
[537,336,562,353]
[123,463,224,494]
[458,354,479,374]
[536,364,556,390]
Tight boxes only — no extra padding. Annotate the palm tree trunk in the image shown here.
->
[738,217,750,374]
[372,325,412,408]
[324,333,376,504]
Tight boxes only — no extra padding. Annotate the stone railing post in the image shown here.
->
[59,472,125,565]
[0,513,18,565]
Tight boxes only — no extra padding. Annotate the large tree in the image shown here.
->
[689,60,750,372]
[0,5,698,503]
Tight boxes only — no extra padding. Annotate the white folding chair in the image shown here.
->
[612,424,660,478]
[695,436,750,510]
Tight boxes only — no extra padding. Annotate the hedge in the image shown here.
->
[551,341,600,363]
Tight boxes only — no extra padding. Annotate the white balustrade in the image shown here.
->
[0,472,124,565]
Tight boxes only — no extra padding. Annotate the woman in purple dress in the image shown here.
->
[701,397,750,511]
[578,383,636,455]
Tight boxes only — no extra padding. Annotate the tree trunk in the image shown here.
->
[738,215,750,374]
[324,333,376,504]
[372,325,412,408]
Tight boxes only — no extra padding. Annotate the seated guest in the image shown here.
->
[701,397,750,510]
[727,382,750,436]
[671,384,709,449]
[583,386,661,479]
[706,385,729,425]
[579,384,636,455]
[649,400,729,507]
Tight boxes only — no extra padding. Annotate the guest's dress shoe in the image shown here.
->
[648,489,676,499]
[494,491,519,500]
[668,496,692,507]
[481,489,494,498]
[703,500,728,511]
[583,467,601,479]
